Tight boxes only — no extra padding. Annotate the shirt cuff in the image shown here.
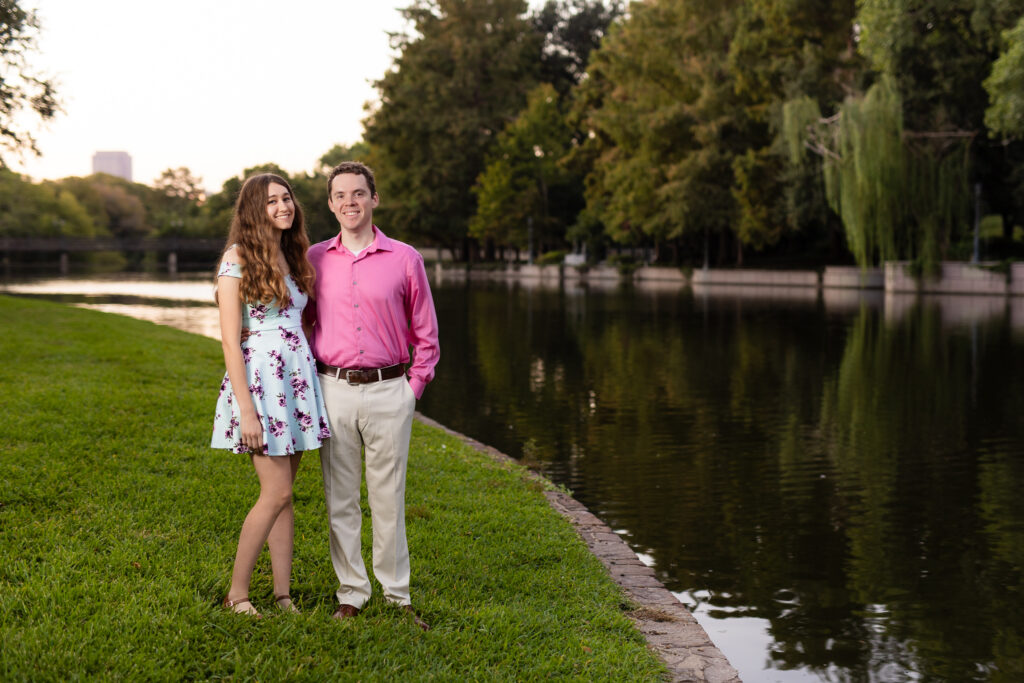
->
[408,375,427,400]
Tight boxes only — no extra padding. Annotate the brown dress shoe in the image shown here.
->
[331,604,361,620]
[402,605,430,631]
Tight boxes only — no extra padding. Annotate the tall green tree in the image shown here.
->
[532,0,623,97]
[985,14,1024,139]
[364,0,538,259]
[982,13,1024,240]
[782,0,1023,267]
[470,83,575,257]
[857,0,1020,131]
[153,167,204,203]
[856,0,1024,249]
[465,0,622,262]
[727,0,862,259]
[151,167,206,237]
[579,0,751,264]
[0,0,59,164]
[784,78,916,267]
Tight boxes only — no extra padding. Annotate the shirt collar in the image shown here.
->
[327,226,394,255]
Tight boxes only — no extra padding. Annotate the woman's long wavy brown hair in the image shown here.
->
[216,173,316,305]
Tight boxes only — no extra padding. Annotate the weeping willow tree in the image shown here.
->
[783,77,972,271]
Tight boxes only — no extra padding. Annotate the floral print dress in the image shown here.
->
[211,257,330,455]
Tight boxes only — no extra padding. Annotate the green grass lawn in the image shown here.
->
[0,295,665,681]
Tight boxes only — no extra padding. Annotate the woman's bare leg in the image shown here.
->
[267,452,303,600]
[226,454,296,605]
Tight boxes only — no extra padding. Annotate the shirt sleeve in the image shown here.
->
[405,252,440,399]
[217,258,242,279]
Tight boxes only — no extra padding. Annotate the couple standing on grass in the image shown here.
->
[209,161,439,630]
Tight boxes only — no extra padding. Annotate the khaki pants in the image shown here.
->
[318,373,416,608]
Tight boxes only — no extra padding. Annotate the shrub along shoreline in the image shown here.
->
[0,295,665,681]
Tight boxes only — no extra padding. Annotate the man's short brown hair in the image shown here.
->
[327,161,376,198]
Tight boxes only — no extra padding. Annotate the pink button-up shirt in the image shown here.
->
[304,227,440,399]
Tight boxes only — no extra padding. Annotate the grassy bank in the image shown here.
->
[0,295,664,681]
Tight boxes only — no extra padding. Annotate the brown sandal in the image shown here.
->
[275,594,299,614]
[223,596,261,617]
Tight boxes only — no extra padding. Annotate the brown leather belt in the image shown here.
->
[317,361,406,385]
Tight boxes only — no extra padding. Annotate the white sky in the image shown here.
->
[9,1,418,192]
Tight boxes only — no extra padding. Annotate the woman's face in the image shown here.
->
[266,182,294,230]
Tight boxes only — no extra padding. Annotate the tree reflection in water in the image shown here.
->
[419,280,1024,683]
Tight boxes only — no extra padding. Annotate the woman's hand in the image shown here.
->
[239,408,264,453]
[217,256,264,453]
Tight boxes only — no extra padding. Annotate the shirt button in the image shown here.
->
[353,281,357,285]
[359,350,364,354]
[357,327,362,331]
[354,303,359,308]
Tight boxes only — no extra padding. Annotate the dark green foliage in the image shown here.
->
[579,0,750,259]
[364,0,540,258]
[0,169,94,238]
[467,1,621,261]
[985,14,1024,138]
[9,0,1024,266]
[779,0,1023,268]
[856,0,1024,260]
[470,83,576,256]
[150,167,206,238]
[532,0,624,97]
[727,0,862,254]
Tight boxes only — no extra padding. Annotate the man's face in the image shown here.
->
[328,173,378,234]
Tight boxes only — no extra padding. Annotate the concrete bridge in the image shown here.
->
[1,237,224,274]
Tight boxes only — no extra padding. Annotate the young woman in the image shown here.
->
[211,173,330,616]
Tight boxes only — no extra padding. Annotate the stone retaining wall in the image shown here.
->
[1010,263,1024,296]
[570,265,621,280]
[886,261,1008,295]
[635,266,687,283]
[822,266,883,289]
[436,262,1024,298]
[692,268,819,287]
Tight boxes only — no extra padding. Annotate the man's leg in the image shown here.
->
[319,375,373,609]
[360,376,416,605]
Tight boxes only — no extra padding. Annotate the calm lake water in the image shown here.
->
[5,272,1023,682]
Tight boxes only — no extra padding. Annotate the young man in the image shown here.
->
[304,161,439,629]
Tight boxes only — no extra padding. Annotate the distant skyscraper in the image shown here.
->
[92,151,132,181]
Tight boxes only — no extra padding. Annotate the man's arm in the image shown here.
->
[405,254,440,399]
[302,296,317,350]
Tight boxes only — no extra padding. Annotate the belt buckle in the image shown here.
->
[345,369,361,386]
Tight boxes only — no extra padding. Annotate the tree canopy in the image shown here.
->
[9,0,1024,268]
[470,83,576,256]
[985,14,1024,139]
[364,0,539,259]
[0,0,59,164]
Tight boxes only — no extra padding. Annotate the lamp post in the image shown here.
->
[527,216,534,265]
[971,183,981,264]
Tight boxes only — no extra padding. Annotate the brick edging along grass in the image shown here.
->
[414,413,742,683]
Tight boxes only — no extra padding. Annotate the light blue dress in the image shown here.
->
[211,256,330,455]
